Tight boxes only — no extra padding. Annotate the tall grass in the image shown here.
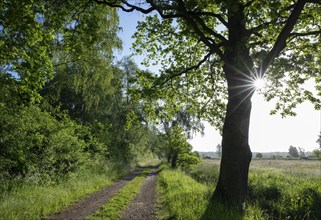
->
[249,169,321,219]
[157,167,262,220]
[169,159,321,220]
[0,160,134,220]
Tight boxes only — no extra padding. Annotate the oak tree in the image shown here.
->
[95,0,321,205]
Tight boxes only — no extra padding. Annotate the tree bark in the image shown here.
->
[213,2,253,205]
[171,153,178,168]
[213,79,253,205]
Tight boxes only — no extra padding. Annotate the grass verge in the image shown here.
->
[87,167,151,220]
[157,168,262,220]
[0,160,134,220]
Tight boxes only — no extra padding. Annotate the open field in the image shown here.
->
[203,159,321,177]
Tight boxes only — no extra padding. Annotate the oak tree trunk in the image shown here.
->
[213,78,253,204]
[212,2,254,206]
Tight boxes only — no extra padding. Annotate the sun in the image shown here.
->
[254,78,266,90]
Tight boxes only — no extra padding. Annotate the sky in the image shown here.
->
[116,10,321,153]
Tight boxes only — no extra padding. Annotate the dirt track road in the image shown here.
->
[120,167,158,220]
[44,166,158,220]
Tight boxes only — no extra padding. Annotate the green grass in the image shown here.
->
[249,169,321,219]
[137,158,160,167]
[157,168,210,220]
[0,160,134,220]
[157,167,260,220]
[88,167,151,220]
[157,160,321,219]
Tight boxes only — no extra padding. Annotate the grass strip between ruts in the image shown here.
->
[87,167,151,220]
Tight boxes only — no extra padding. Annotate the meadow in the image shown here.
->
[157,159,321,220]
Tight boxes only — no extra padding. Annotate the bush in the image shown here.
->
[0,103,99,184]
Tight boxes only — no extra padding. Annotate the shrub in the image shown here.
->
[0,103,98,184]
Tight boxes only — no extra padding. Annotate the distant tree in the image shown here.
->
[216,144,222,158]
[256,153,263,159]
[317,133,321,149]
[313,149,321,158]
[161,125,200,169]
[298,147,305,158]
[313,133,321,160]
[288,146,299,158]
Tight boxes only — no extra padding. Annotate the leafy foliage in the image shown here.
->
[0,103,97,182]
[43,3,121,121]
[132,13,227,129]
[129,0,321,121]
[0,1,159,189]
[159,125,200,168]
[0,0,55,103]
[313,133,321,159]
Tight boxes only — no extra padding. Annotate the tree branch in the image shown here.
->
[307,0,321,3]
[247,17,288,37]
[258,0,307,77]
[94,0,155,13]
[290,30,321,37]
[73,0,92,19]
[173,0,223,58]
[145,0,184,18]
[191,14,228,43]
[244,0,255,8]
[150,49,213,91]
[190,11,228,28]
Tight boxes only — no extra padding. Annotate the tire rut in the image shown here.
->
[119,166,158,220]
[43,168,146,220]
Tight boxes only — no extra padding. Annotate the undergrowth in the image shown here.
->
[249,169,321,219]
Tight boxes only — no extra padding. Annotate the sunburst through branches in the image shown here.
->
[253,77,266,91]
[227,68,266,116]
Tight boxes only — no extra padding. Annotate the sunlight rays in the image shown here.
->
[225,61,267,117]
[228,62,266,95]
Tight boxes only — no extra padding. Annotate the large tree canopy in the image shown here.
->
[95,0,321,205]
